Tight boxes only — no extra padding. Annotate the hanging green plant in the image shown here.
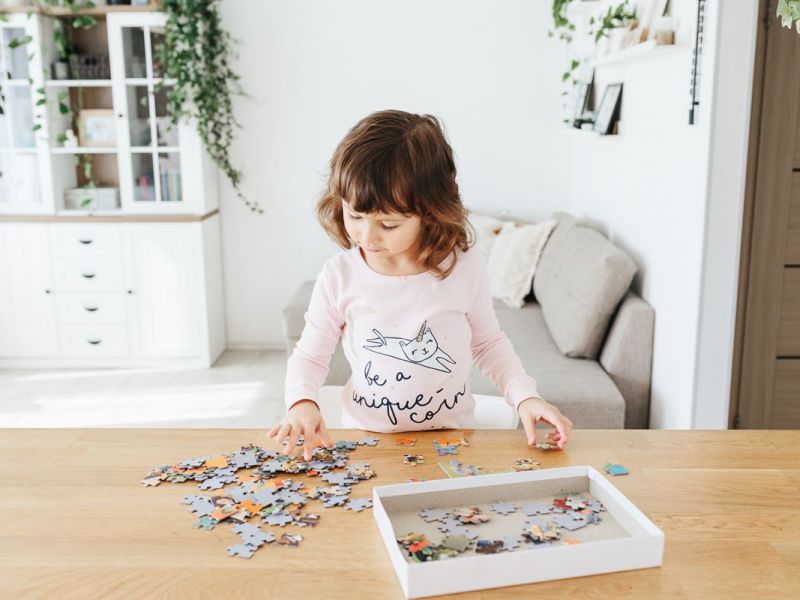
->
[158,0,261,213]
[778,0,800,32]
[590,1,636,43]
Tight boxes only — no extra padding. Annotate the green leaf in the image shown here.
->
[8,36,31,50]
[36,99,47,106]
[32,123,42,132]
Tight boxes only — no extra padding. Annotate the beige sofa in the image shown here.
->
[282,214,654,429]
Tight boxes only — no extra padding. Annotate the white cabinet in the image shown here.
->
[0,224,58,356]
[0,217,225,368]
[123,223,199,358]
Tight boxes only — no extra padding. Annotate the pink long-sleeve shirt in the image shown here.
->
[284,246,540,432]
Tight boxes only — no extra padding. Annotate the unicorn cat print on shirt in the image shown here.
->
[363,320,456,373]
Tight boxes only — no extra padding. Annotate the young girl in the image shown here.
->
[269,110,572,460]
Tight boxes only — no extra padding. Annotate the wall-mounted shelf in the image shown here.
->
[589,40,689,68]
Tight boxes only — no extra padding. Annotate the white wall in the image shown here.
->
[567,0,758,428]
[217,0,572,349]
[566,0,711,428]
[693,1,760,428]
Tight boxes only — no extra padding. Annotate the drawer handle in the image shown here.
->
[87,339,102,345]
[84,306,99,312]
[78,239,93,245]
[81,273,96,279]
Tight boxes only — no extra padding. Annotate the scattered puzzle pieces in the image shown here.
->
[396,436,417,446]
[145,441,379,559]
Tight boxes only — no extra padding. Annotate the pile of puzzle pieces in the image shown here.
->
[397,493,606,561]
[141,436,380,559]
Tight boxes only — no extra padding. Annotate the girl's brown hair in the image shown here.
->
[317,110,473,279]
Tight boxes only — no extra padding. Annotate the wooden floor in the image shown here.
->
[0,350,288,428]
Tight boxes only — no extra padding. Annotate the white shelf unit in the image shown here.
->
[0,10,226,369]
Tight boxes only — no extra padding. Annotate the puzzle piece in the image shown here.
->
[553,514,588,531]
[264,512,294,526]
[357,436,379,446]
[475,540,504,554]
[191,515,219,530]
[346,498,373,512]
[502,535,522,551]
[439,460,482,478]
[403,454,425,466]
[490,502,517,516]
[227,543,257,558]
[513,458,541,471]
[275,533,303,547]
[419,508,449,522]
[321,471,358,485]
[603,463,629,476]
[440,534,471,553]
[396,436,417,446]
[322,494,349,508]
[433,442,458,456]
[519,502,551,516]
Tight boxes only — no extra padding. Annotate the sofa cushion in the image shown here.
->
[533,222,637,359]
[470,300,625,428]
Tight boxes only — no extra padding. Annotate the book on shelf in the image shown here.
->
[160,168,182,202]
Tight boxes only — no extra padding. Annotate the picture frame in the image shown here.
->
[572,72,594,128]
[78,109,117,147]
[593,83,623,135]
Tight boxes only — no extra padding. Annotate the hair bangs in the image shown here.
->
[335,146,416,217]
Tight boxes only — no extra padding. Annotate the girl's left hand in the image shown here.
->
[517,397,573,449]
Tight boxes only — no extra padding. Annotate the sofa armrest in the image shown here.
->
[599,292,654,428]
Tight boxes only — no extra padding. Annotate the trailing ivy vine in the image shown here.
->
[158,0,260,213]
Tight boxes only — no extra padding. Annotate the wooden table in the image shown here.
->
[1,429,798,598]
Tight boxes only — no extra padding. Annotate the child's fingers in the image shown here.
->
[274,422,291,445]
[302,427,316,461]
[547,414,572,448]
[521,415,538,446]
[317,421,334,448]
[284,428,300,455]
[267,422,283,438]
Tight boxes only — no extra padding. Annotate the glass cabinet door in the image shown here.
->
[0,23,41,211]
[109,14,184,212]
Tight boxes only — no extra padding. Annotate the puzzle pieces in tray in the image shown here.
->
[401,492,607,561]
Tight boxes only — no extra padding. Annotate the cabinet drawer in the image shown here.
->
[58,324,129,357]
[56,292,127,324]
[53,258,125,291]
[50,224,122,258]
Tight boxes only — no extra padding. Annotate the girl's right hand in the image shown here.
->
[267,399,334,461]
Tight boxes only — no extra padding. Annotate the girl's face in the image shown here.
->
[342,199,422,262]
